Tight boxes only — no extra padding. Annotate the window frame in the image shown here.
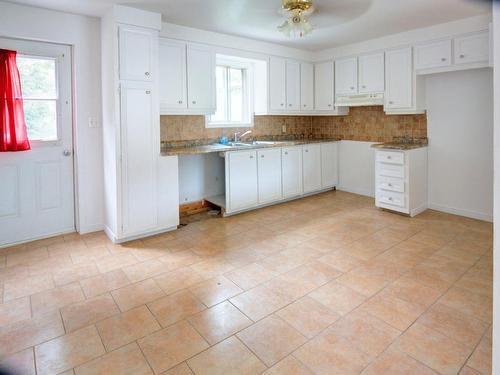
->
[206,57,254,129]
[17,54,61,143]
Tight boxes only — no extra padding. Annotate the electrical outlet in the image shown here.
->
[88,117,100,128]
[282,125,287,134]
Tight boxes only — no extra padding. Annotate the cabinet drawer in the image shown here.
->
[376,151,404,165]
[377,190,405,208]
[376,163,405,179]
[377,176,405,193]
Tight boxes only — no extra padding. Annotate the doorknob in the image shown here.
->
[63,149,72,157]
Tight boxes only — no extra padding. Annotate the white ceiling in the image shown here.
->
[7,0,492,50]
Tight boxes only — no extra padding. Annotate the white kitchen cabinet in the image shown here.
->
[159,39,187,110]
[303,144,322,193]
[335,57,358,95]
[269,57,287,111]
[414,39,452,70]
[321,142,338,188]
[314,61,334,111]
[300,62,314,111]
[375,147,427,217]
[119,25,154,82]
[454,31,489,65]
[187,43,216,112]
[282,146,303,198]
[258,148,282,204]
[120,82,157,235]
[385,47,413,110]
[358,53,385,93]
[286,60,300,111]
[227,151,258,211]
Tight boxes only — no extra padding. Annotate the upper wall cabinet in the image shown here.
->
[358,53,385,93]
[454,31,489,65]
[119,26,154,82]
[335,57,357,95]
[159,39,187,110]
[314,61,334,111]
[286,60,300,111]
[269,57,287,111]
[159,39,215,114]
[385,47,413,111]
[300,62,314,111]
[414,40,452,70]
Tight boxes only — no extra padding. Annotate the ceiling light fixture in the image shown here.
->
[278,0,315,38]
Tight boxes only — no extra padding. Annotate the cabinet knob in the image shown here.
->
[280,103,284,106]
[305,149,308,153]
[388,197,393,201]
[249,155,254,159]
[387,155,392,159]
[388,101,394,105]
[362,85,366,89]
[284,151,288,155]
[178,100,183,104]
[192,100,197,104]
[145,90,151,94]
[459,54,465,59]
[350,86,355,90]
[261,155,264,158]
[289,104,292,107]
[145,72,150,76]
[303,104,307,107]
[328,104,332,107]
[388,183,392,187]
[441,58,447,62]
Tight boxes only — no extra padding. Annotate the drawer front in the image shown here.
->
[377,176,405,193]
[376,151,404,165]
[376,163,405,179]
[376,190,405,208]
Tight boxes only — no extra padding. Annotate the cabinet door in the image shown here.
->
[282,146,303,198]
[159,39,187,110]
[414,40,451,70]
[335,57,358,95]
[303,144,322,193]
[120,82,157,235]
[286,60,300,111]
[314,61,334,110]
[321,142,338,188]
[119,25,155,82]
[454,31,489,65]
[358,53,385,93]
[187,43,215,111]
[257,148,282,204]
[228,151,258,211]
[300,62,314,111]
[269,57,287,111]
[385,48,413,110]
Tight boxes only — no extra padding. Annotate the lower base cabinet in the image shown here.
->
[225,142,338,215]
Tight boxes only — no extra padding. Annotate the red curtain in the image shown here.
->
[0,49,30,152]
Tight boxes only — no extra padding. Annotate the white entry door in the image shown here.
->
[0,38,74,246]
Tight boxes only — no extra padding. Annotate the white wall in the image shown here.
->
[0,1,103,234]
[178,154,225,204]
[338,141,376,197]
[426,68,493,221]
[492,3,500,374]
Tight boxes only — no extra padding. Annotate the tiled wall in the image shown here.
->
[160,106,427,145]
[311,106,427,142]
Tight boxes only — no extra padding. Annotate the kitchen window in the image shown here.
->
[17,55,59,141]
[207,57,253,128]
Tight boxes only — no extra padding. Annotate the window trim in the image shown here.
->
[206,58,254,129]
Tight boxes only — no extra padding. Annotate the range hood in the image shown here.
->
[335,93,384,107]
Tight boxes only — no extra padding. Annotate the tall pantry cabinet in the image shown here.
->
[101,6,179,242]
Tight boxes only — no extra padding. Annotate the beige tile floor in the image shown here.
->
[0,190,493,375]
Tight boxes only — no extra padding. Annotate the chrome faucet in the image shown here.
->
[233,130,252,142]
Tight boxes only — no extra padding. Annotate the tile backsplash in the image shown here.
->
[160,106,427,145]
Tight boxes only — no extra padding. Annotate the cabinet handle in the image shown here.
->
[441,58,447,62]
[178,100,183,104]
[459,54,465,59]
[145,90,151,94]
[145,72,150,77]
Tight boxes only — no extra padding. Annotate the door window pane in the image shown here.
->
[23,100,58,141]
[16,56,58,141]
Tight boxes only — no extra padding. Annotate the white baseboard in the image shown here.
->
[78,223,104,235]
[428,203,493,222]
[410,203,428,217]
[337,186,375,198]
